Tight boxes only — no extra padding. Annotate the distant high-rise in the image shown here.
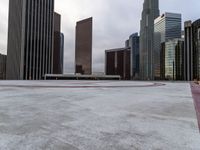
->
[75,17,92,75]
[0,54,6,80]
[192,19,200,80]
[140,0,160,80]
[129,33,140,79]
[154,12,182,79]
[160,43,166,80]
[184,19,200,80]
[6,0,54,80]
[53,12,63,74]
[105,48,130,80]
[184,21,193,81]
[161,39,184,80]
[60,33,64,74]
[125,39,130,48]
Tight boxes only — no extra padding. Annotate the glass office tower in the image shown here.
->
[164,39,184,80]
[53,12,64,74]
[184,19,200,80]
[0,54,6,80]
[192,19,200,80]
[129,33,140,79]
[140,0,160,80]
[75,17,93,75]
[7,0,54,80]
[154,12,182,79]
[184,21,193,81]
[60,33,64,74]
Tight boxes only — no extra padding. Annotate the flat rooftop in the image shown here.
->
[0,81,199,149]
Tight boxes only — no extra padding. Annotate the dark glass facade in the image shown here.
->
[105,48,130,80]
[53,12,63,74]
[0,54,6,80]
[192,19,200,80]
[129,33,140,79]
[60,33,64,74]
[75,17,92,75]
[161,39,184,80]
[175,41,184,80]
[7,0,54,80]
[184,21,193,80]
[184,19,200,80]
[160,43,165,80]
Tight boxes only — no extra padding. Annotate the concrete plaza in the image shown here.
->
[0,81,199,150]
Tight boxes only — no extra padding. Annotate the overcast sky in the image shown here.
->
[0,0,199,73]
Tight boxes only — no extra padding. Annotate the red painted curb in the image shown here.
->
[190,82,200,132]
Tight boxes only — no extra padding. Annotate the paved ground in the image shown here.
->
[0,81,199,150]
[191,83,200,132]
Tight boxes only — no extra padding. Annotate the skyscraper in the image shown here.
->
[160,42,165,80]
[0,54,6,80]
[192,19,200,80]
[184,19,200,80]
[53,12,63,74]
[140,0,160,80]
[154,12,182,79]
[184,21,193,81]
[75,17,92,75]
[129,33,140,79]
[6,0,54,80]
[163,39,184,80]
[60,33,64,74]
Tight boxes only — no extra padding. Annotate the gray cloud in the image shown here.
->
[0,0,199,73]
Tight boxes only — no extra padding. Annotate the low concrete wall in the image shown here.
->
[190,82,200,132]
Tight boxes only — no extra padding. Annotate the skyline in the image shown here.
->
[0,0,199,73]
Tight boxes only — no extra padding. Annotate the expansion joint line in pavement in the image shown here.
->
[0,82,165,89]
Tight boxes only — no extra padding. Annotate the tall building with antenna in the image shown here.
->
[139,0,160,80]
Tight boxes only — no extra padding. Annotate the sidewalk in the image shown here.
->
[191,82,200,132]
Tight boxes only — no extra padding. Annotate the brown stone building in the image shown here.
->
[75,17,92,75]
[105,48,130,80]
